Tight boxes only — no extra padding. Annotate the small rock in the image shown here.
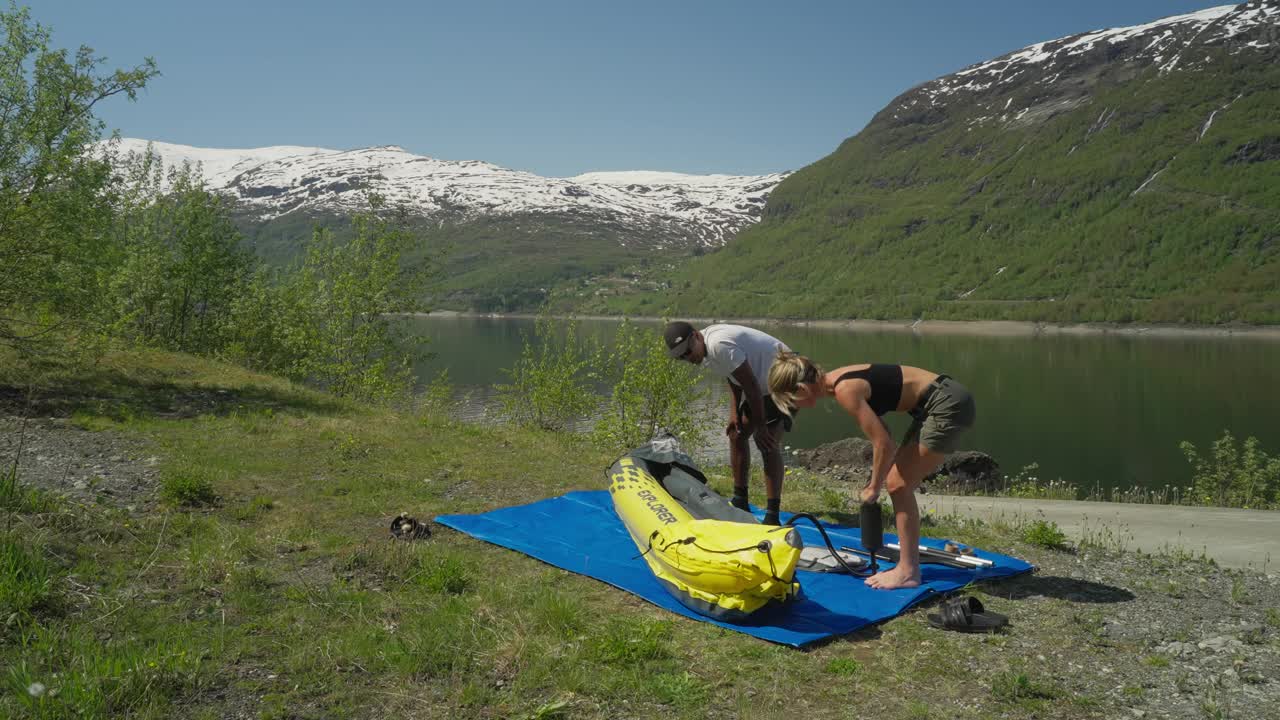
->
[1197,636,1243,653]
[1157,641,1196,657]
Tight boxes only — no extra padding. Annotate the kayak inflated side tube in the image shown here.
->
[608,455,802,621]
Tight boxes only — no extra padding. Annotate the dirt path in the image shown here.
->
[920,494,1280,571]
[1,415,159,510]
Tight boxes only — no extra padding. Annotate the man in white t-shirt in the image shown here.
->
[664,321,793,525]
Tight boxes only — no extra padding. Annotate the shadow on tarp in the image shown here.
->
[436,490,1034,647]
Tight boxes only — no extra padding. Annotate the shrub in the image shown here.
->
[495,316,600,431]
[102,157,254,355]
[1180,430,1280,509]
[160,467,218,507]
[246,198,430,403]
[590,319,709,453]
[1021,519,1069,550]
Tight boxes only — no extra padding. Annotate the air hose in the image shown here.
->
[784,505,883,577]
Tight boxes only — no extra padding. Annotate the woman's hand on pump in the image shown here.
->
[859,483,882,506]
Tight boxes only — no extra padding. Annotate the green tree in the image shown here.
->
[230,196,432,402]
[591,320,709,453]
[495,316,600,431]
[103,149,254,354]
[0,3,157,349]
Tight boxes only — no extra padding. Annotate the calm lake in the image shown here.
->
[409,315,1280,497]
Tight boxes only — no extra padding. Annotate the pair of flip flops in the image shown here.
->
[927,595,1008,633]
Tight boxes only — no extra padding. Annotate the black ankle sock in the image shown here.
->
[731,488,749,511]
[763,498,781,525]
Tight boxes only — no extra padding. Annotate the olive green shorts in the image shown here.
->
[902,377,976,454]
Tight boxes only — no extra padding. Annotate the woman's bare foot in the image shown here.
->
[864,565,921,590]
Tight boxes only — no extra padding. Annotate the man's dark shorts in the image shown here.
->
[736,395,794,433]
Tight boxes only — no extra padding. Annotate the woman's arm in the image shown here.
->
[833,385,897,503]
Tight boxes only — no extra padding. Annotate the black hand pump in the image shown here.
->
[859,501,883,574]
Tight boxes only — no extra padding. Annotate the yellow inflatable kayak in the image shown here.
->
[608,453,802,621]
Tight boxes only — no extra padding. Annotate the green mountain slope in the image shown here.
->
[239,209,683,313]
[586,4,1280,324]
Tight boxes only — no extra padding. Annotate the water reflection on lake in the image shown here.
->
[408,315,1280,496]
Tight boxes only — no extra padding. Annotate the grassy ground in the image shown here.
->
[2,349,1277,719]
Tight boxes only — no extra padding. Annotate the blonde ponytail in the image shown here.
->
[768,350,820,417]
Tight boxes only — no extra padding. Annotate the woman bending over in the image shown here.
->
[768,352,976,590]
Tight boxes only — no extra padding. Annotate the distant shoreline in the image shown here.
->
[414,311,1280,341]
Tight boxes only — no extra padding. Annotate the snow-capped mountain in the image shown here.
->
[678,2,1280,324]
[113,138,788,248]
[892,2,1278,125]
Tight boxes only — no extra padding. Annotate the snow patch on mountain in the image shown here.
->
[905,2,1277,113]
[113,138,788,247]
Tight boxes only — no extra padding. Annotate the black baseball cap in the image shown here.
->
[663,321,696,358]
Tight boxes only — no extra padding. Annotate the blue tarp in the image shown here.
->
[436,490,1033,647]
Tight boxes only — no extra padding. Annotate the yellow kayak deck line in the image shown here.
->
[608,455,802,621]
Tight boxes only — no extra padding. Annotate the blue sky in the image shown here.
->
[36,0,1216,177]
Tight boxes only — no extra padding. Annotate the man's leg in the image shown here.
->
[729,419,752,511]
[758,420,787,525]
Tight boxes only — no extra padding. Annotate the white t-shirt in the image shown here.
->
[699,324,790,391]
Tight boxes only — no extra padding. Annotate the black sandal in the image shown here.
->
[390,514,431,540]
[927,595,1008,633]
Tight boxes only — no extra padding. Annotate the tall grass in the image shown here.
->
[0,533,57,619]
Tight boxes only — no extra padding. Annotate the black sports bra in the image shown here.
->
[833,364,903,416]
